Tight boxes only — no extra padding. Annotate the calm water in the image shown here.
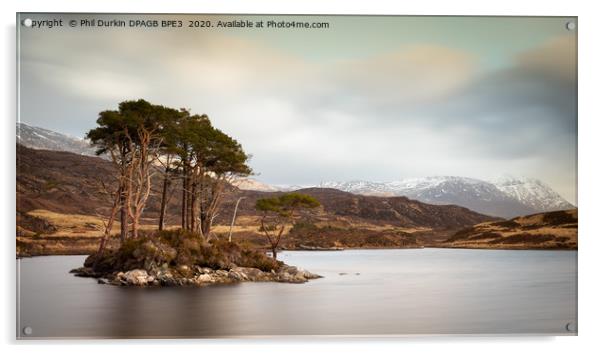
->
[17,249,577,338]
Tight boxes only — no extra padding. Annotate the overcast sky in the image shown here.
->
[18,15,577,203]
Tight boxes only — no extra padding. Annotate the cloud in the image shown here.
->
[517,35,576,81]
[331,44,477,107]
[18,24,577,203]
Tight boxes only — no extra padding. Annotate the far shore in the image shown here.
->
[17,244,579,259]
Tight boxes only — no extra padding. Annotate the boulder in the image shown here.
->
[277,271,293,282]
[70,267,100,278]
[123,269,150,286]
[298,268,322,279]
[234,267,264,281]
[228,270,246,281]
[293,271,307,282]
[195,274,213,283]
[215,270,229,277]
[283,266,298,275]
[275,266,322,283]
[156,269,177,286]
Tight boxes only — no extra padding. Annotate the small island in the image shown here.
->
[71,230,321,286]
[68,100,321,286]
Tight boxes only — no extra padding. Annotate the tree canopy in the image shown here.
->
[86,99,252,250]
[255,193,320,258]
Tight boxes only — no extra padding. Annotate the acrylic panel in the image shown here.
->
[16,14,577,339]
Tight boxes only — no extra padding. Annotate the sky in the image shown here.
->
[18,14,577,204]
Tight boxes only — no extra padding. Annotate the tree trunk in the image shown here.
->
[201,216,211,239]
[181,173,188,230]
[94,189,121,268]
[158,172,169,231]
[119,186,127,243]
[187,175,193,232]
[190,180,197,232]
[272,247,277,259]
[131,216,139,238]
[118,147,128,243]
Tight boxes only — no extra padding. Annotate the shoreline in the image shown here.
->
[70,264,322,287]
[18,246,577,259]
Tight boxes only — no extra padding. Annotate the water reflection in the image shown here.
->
[17,249,577,338]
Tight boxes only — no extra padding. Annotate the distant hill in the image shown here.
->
[225,187,498,231]
[33,144,595,256]
[16,122,97,157]
[16,123,574,219]
[16,143,117,216]
[16,144,496,233]
[319,177,574,219]
[442,209,577,249]
[492,176,574,213]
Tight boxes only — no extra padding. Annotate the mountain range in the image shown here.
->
[17,144,501,255]
[237,176,573,219]
[16,122,574,219]
[17,122,97,157]
[16,132,577,254]
[315,177,574,218]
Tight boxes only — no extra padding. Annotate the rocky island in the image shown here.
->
[71,230,321,287]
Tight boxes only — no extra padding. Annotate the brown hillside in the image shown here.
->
[219,187,497,231]
[442,209,577,249]
[16,144,500,255]
[17,144,496,230]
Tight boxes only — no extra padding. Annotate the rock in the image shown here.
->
[97,278,109,285]
[196,274,213,283]
[292,267,321,280]
[70,267,100,278]
[339,272,347,276]
[156,269,177,286]
[146,276,155,283]
[278,271,292,282]
[228,270,246,281]
[283,266,298,275]
[215,270,228,277]
[123,269,149,286]
[279,267,322,282]
[193,266,213,274]
[304,271,322,279]
[293,272,307,282]
[234,267,264,281]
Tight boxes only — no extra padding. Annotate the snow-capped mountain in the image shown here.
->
[318,176,574,219]
[232,178,286,192]
[318,180,396,196]
[16,123,574,219]
[493,176,574,213]
[233,178,303,193]
[17,122,97,157]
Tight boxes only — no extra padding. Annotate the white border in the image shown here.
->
[2,0,601,352]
